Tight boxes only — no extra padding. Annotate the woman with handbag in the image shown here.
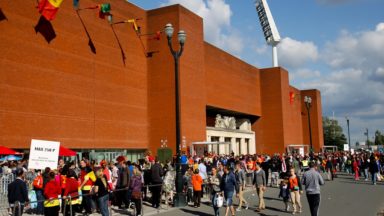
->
[288,168,303,214]
[130,166,143,216]
[93,169,110,216]
[209,167,222,216]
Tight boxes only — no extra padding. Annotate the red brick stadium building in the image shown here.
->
[0,1,323,160]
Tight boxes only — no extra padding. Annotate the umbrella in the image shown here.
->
[0,155,22,161]
[59,146,77,157]
[0,146,21,155]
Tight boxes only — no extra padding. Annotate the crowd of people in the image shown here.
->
[1,149,384,216]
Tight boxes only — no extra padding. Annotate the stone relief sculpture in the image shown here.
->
[215,114,225,128]
[215,114,236,129]
[237,119,252,131]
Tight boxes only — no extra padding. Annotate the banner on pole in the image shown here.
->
[299,147,305,157]
[343,144,349,151]
[28,139,60,170]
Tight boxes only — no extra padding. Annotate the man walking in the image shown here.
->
[8,168,29,216]
[116,156,130,209]
[234,162,248,211]
[302,162,324,216]
[253,162,266,212]
[220,166,236,216]
[151,158,164,208]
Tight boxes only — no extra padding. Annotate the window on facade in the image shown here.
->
[236,138,241,155]
[211,136,220,154]
[225,137,231,155]
[246,139,250,154]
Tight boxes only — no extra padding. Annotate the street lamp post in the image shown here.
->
[304,96,313,152]
[365,128,369,149]
[346,117,351,150]
[164,23,186,207]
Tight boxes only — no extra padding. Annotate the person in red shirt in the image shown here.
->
[43,171,61,216]
[79,160,95,214]
[63,169,80,216]
[353,157,360,181]
[288,168,303,214]
[100,160,112,190]
[191,169,203,208]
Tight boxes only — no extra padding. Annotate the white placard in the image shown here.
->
[28,139,60,170]
[344,144,349,151]
[350,149,355,155]
[299,147,305,157]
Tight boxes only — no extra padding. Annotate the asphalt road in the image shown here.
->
[7,172,384,216]
[149,172,384,216]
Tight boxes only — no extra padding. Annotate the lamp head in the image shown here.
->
[178,30,186,45]
[107,14,113,25]
[304,96,312,104]
[164,23,174,39]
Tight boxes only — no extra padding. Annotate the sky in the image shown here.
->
[127,0,384,146]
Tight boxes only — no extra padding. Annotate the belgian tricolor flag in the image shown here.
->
[38,0,64,21]
[98,3,111,19]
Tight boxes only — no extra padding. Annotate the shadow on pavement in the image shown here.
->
[180,208,212,216]
[339,180,382,185]
[265,206,288,213]
[263,196,281,201]
[256,212,280,216]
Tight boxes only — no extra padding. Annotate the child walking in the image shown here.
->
[279,178,290,212]
[192,169,203,208]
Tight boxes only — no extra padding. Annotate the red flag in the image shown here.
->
[38,0,64,21]
[152,31,161,40]
[289,91,295,104]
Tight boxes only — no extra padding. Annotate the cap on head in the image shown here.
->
[100,160,107,166]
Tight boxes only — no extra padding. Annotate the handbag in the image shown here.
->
[131,191,142,200]
[214,194,223,208]
[377,173,383,181]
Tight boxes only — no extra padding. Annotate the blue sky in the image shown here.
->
[128,0,384,146]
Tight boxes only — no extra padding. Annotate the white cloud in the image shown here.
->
[254,44,268,55]
[323,23,384,71]
[376,67,384,77]
[290,68,321,82]
[278,37,319,68]
[353,104,384,118]
[376,23,384,31]
[295,23,384,143]
[161,0,244,55]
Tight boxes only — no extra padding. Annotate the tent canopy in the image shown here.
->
[0,155,22,161]
[0,146,22,155]
[59,146,77,157]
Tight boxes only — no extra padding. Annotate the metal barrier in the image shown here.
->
[0,182,169,216]
[0,173,14,195]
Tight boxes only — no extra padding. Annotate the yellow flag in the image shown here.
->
[86,171,96,182]
[127,19,139,31]
[47,0,64,8]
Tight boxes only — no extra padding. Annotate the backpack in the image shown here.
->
[33,175,43,189]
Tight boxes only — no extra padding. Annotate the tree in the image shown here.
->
[374,130,384,146]
[323,117,347,150]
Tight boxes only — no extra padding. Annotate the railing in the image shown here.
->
[0,183,169,216]
[0,173,15,195]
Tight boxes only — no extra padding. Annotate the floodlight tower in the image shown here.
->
[255,0,281,67]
